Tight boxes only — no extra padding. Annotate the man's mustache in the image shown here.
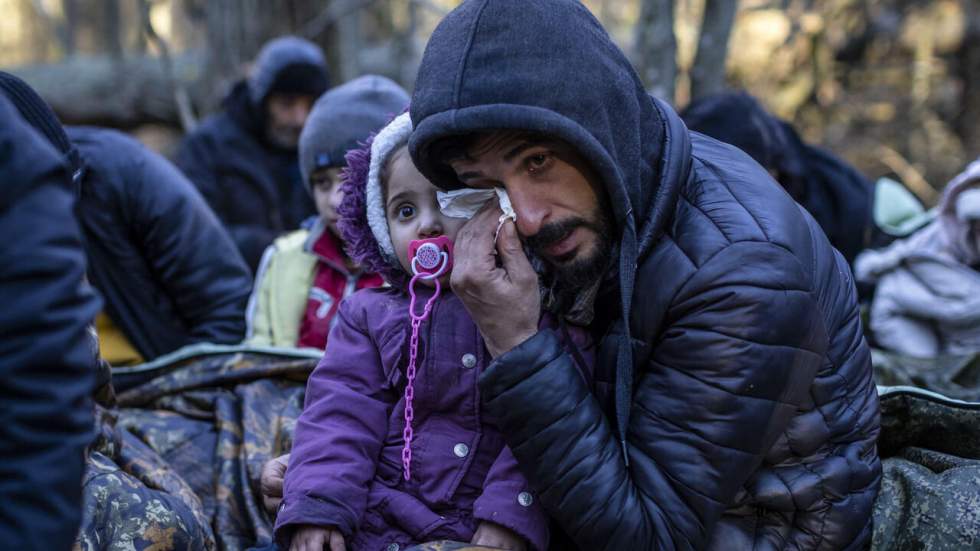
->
[524,217,594,254]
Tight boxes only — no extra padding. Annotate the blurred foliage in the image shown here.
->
[2,0,978,196]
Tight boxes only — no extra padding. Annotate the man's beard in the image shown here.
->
[267,125,302,149]
[525,208,614,289]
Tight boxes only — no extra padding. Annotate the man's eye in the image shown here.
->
[527,153,552,173]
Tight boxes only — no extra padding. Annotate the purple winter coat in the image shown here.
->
[276,284,589,550]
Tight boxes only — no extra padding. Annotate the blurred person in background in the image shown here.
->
[855,158,980,358]
[246,75,409,350]
[682,91,877,264]
[0,92,101,551]
[0,72,253,365]
[177,36,330,271]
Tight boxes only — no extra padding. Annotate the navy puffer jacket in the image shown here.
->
[408,1,881,549]
[70,126,253,361]
[0,94,101,551]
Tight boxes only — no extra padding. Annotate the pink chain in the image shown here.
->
[401,274,441,481]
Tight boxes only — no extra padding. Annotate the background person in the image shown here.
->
[0,92,101,551]
[246,75,408,349]
[0,71,253,365]
[177,36,330,271]
[682,91,878,264]
[855,158,980,357]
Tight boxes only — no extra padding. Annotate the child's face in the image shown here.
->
[384,147,466,279]
[311,167,344,237]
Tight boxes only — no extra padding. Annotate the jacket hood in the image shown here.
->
[337,112,413,287]
[937,158,980,266]
[299,75,409,188]
[855,158,980,280]
[0,71,82,182]
[409,0,666,243]
[408,0,690,461]
[248,36,329,105]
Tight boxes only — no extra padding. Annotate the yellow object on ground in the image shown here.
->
[95,311,143,365]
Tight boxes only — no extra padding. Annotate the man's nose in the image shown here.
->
[506,184,549,237]
[289,104,311,126]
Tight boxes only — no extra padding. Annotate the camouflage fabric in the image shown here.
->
[111,345,319,551]
[80,345,980,550]
[872,386,980,550]
[75,352,217,551]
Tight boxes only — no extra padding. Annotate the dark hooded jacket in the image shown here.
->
[69,126,253,361]
[681,92,876,264]
[176,37,329,270]
[409,1,881,549]
[0,94,101,551]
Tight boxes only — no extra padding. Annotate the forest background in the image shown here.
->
[2,0,976,203]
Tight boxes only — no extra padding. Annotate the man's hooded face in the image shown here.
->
[448,131,614,287]
[265,92,315,149]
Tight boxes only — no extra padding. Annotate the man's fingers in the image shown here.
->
[452,203,507,291]
[496,220,535,280]
[329,530,346,551]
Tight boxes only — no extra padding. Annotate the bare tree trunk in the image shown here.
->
[62,0,78,55]
[633,0,677,103]
[689,0,738,101]
[955,0,980,159]
[399,0,420,88]
[336,8,363,82]
[102,0,123,59]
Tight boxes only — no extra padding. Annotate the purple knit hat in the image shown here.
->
[338,112,413,287]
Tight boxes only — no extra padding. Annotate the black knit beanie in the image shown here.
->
[0,72,73,158]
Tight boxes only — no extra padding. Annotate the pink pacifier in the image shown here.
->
[401,235,455,481]
[409,236,454,279]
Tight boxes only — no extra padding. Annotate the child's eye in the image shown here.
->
[397,205,416,219]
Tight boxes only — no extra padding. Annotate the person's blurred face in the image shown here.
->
[311,167,344,237]
[448,131,614,288]
[265,93,315,149]
[385,147,467,283]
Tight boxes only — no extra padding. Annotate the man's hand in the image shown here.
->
[471,521,528,550]
[290,525,345,551]
[451,204,541,358]
[260,453,289,515]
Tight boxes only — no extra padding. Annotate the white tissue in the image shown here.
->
[438,187,517,244]
[438,187,517,223]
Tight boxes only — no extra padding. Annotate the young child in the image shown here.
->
[274,113,592,551]
[246,76,408,350]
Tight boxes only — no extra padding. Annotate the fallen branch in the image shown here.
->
[302,0,381,39]
[139,0,197,132]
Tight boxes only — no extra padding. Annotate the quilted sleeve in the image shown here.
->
[479,241,827,550]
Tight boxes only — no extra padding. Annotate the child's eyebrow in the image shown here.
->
[386,190,417,208]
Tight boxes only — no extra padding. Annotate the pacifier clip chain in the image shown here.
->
[401,238,452,481]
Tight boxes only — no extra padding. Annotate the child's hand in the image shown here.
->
[471,521,527,550]
[260,453,289,514]
[290,524,345,551]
